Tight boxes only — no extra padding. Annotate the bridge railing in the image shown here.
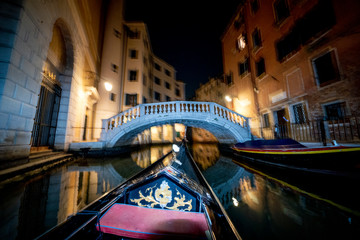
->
[102,101,249,133]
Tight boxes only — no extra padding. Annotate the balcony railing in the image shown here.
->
[255,116,360,144]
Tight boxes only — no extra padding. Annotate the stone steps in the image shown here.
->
[0,151,73,183]
[29,150,60,162]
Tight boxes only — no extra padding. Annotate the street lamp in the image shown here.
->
[225,95,232,102]
[104,82,113,92]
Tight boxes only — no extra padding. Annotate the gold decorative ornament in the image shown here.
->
[130,180,192,211]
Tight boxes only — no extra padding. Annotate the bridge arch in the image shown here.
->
[100,101,251,147]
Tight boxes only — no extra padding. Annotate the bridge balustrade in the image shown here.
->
[102,101,249,133]
[100,101,251,145]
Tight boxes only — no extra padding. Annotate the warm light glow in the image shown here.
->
[172,144,180,153]
[238,99,250,107]
[225,95,232,102]
[104,82,113,92]
[232,197,239,207]
[237,34,246,50]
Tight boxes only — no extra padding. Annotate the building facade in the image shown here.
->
[0,0,113,166]
[221,0,360,140]
[0,0,185,167]
[195,77,228,106]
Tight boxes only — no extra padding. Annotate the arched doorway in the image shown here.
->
[31,23,69,151]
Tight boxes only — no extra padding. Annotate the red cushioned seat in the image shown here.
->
[96,204,209,239]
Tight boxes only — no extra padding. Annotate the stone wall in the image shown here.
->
[0,0,104,166]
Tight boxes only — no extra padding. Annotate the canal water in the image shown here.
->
[0,144,359,239]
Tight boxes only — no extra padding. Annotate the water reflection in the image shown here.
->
[130,144,172,168]
[201,152,360,240]
[0,144,359,240]
[191,143,219,170]
[0,156,141,240]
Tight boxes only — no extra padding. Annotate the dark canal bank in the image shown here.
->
[0,144,359,239]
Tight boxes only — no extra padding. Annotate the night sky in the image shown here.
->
[124,0,240,99]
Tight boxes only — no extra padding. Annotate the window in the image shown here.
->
[154,91,161,101]
[113,28,121,38]
[154,77,161,85]
[312,50,340,87]
[263,113,270,128]
[256,57,265,77]
[276,30,301,62]
[129,49,138,59]
[237,34,247,51]
[128,29,140,39]
[143,96,147,104]
[292,103,307,124]
[165,69,171,77]
[166,95,171,101]
[324,102,346,120]
[226,72,233,85]
[125,94,137,106]
[252,28,262,50]
[274,0,290,24]
[110,93,116,102]
[165,82,171,89]
[154,63,161,71]
[129,70,138,81]
[298,0,336,44]
[111,64,118,73]
[238,58,250,76]
[275,0,335,62]
[175,88,180,97]
[250,0,259,14]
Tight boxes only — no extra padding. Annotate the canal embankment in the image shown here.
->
[0,150,73,185]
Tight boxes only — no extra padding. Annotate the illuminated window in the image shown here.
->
[237,34,246,51]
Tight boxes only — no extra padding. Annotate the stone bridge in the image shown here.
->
[99,101,251,147]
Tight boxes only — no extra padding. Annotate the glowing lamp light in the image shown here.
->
[172,144,180,153]
[104,82,113,92]
[232,197,239,207]
[225,95,232,102]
